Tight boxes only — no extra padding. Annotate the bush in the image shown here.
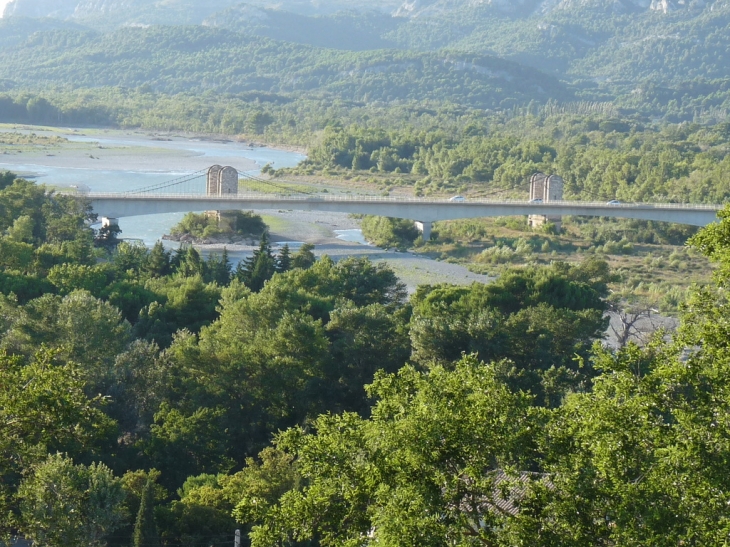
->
[361,216,419,251]
[170,211,266,240]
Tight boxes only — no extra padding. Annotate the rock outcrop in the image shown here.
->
[3,0,78,18]
[393,0,718,16]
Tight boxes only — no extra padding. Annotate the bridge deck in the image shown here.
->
[74,192,724,227]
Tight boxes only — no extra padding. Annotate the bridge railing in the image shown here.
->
[79,192,726,210]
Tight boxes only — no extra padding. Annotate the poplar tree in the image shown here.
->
[133,479,160,547]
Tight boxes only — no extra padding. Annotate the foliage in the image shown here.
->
[18,454,126,547]
[361,215,420,250]
[247,355,538,547]
[235,233,277,292]
[169,211,266,241]
[133,479,160,547]
[0,26,567,114]
[410,259,611,405]
[302,120,730,204]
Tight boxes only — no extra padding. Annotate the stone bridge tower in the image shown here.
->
[207,165,238,196]
[528,172,564,232]
[206,165,239,229]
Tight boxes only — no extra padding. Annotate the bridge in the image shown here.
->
[73,166,725,240]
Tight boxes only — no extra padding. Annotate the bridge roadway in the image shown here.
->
[85,193,723,236]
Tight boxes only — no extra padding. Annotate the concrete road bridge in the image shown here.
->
[72,166,725,240]
[85,193,722,240]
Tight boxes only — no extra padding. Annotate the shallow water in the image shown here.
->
[0,129,305,245]
[334,229,369,245]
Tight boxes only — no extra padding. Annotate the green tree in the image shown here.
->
[6,215,35,243]
[0,171,15,190]
[18,454,126,547]
[204,249,232,286]
[95,223,122,249]
[0,349,113,532]
[237,233,276,292]
[135,275,221,347]
[246,355,537,547]
[145,241,171,278]
[275,244,292,273]
[47,263,110,296]
[133,479,160,547]
[361,216,419,250]
[177,246,204,278]
[409,261,609,404]
[290,243,315,270]
[0,291,133,396]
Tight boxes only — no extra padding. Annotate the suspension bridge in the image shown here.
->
[71,166,725,240]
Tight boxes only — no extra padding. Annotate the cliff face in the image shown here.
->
[3,0,79,18]
[2,0,402,21]
[72,0,137,16]
[2,0,724,30]
[3,0,242,22]
[393,0,718,15]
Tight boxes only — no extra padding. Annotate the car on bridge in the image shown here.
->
[607,200,622,205]
[449,195,466,202]
[529,198,543,203]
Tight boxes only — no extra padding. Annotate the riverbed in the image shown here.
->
[0,124,492,291]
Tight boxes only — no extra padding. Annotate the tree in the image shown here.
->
[275,244,291,273]
[18,454,126,547]
[607,297,666,348]
[205,248,232,285]
[361,216,419,250]
[95,223,122,249]
[133,479,160,547]
[145,241,171,278]
[508,205,730,545]
[409,261,609,404]
[0,291,133,396]
[113,242,148,277]
[135,275,221,347]
[246,355,537,547]
[290,243,315,270]
[6,215,35,243]
[236,233,276,292]
[324,303,411,415]
[177,246,203,278]
[0,349,114,534]
[0,171,15,190]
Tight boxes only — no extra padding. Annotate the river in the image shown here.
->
[0,125,493,290]
[0,126,306,244]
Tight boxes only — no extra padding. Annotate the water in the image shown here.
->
[334,229,369,245]
[0,129,306,245]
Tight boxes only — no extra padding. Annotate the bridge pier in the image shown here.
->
[415,221,432,241]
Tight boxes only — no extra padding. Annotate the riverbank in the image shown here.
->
[0,124,264,174]
[186,209,493,292]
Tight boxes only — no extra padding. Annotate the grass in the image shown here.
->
[239,179,317,195]
[259,214,292,233]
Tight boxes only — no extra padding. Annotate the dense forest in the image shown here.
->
[2,168,730,545]
[293,116,730,203]
[3,0,730,118]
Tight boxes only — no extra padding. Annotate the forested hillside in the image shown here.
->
[1,0,729,117]
[0,25,567,108]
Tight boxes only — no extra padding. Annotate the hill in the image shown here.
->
[1,0,403,25]
[0,25,569,109]
[202,5,399,51]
